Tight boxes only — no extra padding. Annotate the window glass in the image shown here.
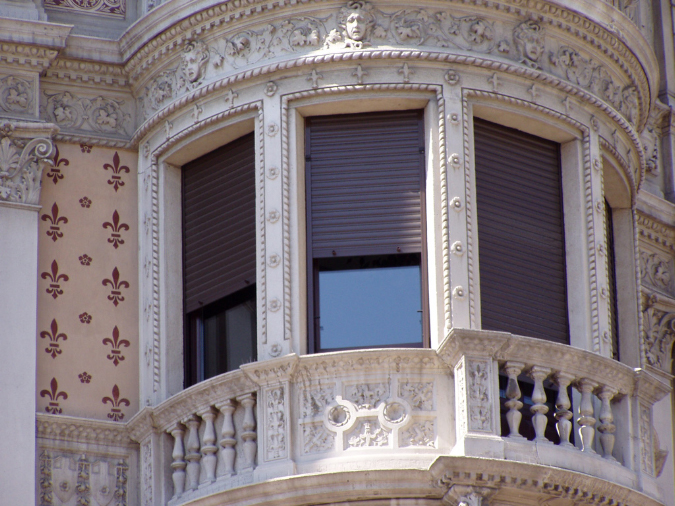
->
[315,254,423,351]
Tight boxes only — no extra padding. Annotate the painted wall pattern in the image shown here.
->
[36,143,139,421]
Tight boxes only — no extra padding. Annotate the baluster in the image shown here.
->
[183,415,202,489]
[553,372,575,447]
[237,393,257,470]
[503,362,525,439]
[217,399,237,476]
[199,407,218,483]
[169,424,186,498]
[576,379,598,453]
[529,366,551,442]
[597,385,617,460]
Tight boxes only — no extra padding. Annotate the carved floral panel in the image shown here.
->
[36,143,139,421]
[43,0,125,18]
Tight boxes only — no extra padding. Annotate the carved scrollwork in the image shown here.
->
[641,296,675,373]
[0,134,53,205]
[43,92,131,137]
[641,251,674,295]
[302,424,335,454]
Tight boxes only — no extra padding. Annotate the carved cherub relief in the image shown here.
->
[325,1,376,49]
[513,20,545,69]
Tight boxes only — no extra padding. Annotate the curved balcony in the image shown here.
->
[127,329,671,506]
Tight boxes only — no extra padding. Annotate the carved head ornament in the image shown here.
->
[337,1,375,47]
[513,20,545,68]
[181,40,210,83]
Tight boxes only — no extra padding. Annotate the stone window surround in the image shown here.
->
[139,83,640,407]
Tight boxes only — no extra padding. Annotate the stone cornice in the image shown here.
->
[43,59,129,88]
[637,198,675,253]
[0,18,71,49]
[430,456,664,506]
[36,413,135,447]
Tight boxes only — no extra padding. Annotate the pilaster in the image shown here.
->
[0,119,57,506]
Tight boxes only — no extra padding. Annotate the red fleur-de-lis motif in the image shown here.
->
[46,145,69,184]
[102,267,129,307]
[102,384,130,421]
[40,377,68,414]
[103,152,130,192]
[102,210,129,249]
[102,326,130,366]
[40,319,68,359]
[41,203,68,242]
[41,260,69,299]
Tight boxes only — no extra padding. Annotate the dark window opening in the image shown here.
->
[182,133,257,388]
[305,110,428,353]
[185,285,257,386]
[474,118,570,344]
[605,200,620,361]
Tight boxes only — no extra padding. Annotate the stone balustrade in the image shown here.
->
[128,330,671,506]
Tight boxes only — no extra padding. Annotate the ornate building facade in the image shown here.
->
[1,0,675,505]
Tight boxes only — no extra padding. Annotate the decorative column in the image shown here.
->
[241,354,298,480]
[0,121,56,506]
[576,378,598,453]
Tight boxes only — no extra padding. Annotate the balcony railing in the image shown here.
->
[127,329,671,506]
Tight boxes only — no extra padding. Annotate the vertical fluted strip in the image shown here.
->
[437,89,451,330]
[151,159,161,392]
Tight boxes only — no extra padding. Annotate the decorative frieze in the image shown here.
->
[132,1,643,129]
[43,92,132,138]
[44,0,126,19]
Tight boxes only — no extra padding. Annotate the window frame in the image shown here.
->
[303,110,430,353]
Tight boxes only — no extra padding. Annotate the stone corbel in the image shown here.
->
[0,121,58,207]
[443,485,497,506]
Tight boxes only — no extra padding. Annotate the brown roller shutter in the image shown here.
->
[306,110,425,258]
[474,118,569,344]
[182,133,256,313]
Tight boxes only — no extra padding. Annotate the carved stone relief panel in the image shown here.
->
[42,91,133,139]
[38,451,128,506]
[297,375,438,455]
[43,0,126,18]
[641,294,675,374]
[641,250,675,296]
[0,74,36,118]
[264,385,288,461]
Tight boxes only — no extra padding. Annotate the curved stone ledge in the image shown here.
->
[125,332,671,506]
